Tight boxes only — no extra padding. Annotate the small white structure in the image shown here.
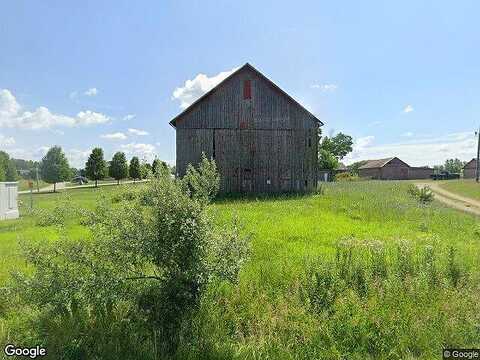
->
[0,182,19,220]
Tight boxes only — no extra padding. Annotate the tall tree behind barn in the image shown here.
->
[170,63,323,193]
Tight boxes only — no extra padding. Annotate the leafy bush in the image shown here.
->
[335,172,360,182]
[408,184,434,203]
[8,164,249,359]
[181,153,220,203]
[207,217,251,283]
[34,193,76,227]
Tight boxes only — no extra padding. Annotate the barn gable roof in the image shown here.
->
[464,158,477,169]
[169,63,323,128]
[359,157,410,169]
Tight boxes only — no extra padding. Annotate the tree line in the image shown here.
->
[40,146,172,191]
[0,146,171,191]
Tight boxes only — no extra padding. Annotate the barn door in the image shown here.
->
[240,130,254,193]
[242,168,253,192]
[279,130,293,191]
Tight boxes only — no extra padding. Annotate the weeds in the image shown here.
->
[408,184,434,203]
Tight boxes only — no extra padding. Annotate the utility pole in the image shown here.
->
[476,128,480,183]
[35,165,40,192]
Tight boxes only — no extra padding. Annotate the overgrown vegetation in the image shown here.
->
[1,179,479,359]
[408,184,434,203]
[335,172,361,182]
[3,157,250,359]
[301,238,477,358]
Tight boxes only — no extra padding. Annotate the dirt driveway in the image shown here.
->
[415,182,480,216]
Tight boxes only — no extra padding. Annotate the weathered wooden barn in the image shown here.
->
[463,158,477,178]
[170,63,323,193]
[358,157,433,180]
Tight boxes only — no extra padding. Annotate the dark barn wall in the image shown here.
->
[464,160,477,178]
[464,169,476,179]
[408,167,433,179]
[358,168,381,179]
[359,158,411,180]
[175,66,319,193]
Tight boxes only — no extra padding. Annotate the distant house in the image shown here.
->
[463,159,477,178]
[358,157,433,180]
[170,63,322,193]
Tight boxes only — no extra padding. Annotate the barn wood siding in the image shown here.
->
[358,168,381,179]
[358,158,433,180]
[174,65,319,193]
[408,167,433,179]
[463,159,477,178]
[464,169,476,178]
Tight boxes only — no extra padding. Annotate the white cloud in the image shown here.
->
[172,66,239,109]
[123,114,136,121]
[120,142,156,162]
[344,131,477,166]
[0,89,110,129]
[84,88,98,97]
[101,132,127,140]
[65,149,91,168]
[0,134,15,146]
[128,128,149,136]
[311,83,338,92]
[403,104,414,113]
[7,145,90,168]
[346,136,375,161]
[402,132,413,137]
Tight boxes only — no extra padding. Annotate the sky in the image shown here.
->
[1,0,479,167]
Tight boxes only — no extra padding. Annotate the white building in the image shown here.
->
[0,182,19,220]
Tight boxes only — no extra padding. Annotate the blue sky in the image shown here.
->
[1,0,479,167]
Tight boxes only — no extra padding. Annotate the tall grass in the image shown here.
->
[1,181,480,359]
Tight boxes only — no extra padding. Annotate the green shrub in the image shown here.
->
[408,184,434,203]
[181,153,220,203]
[34,193,76,227]
[335,172,360,182]
[8,168,249,359]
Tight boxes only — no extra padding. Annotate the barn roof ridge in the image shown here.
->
[464,158,477,169]
[359,157,399,169]
[169,63,323,128]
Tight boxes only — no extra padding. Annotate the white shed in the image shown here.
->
[0,182,19,220]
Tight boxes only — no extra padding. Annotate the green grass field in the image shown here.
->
[1,181,480,358]
[0,186,120,283]
[439,179,480,201]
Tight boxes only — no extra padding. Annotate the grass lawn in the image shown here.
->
[0,186,120,283]
[439,179,480,201]
[1,181,480,358]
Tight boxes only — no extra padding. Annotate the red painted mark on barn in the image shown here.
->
[243,80,251,99]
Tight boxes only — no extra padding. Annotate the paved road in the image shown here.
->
[19,182,65,194]
[18,180,148,195]
[415,182,480,216]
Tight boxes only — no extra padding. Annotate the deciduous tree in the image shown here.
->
[129,156,141,182]
[85,147,107,187]
[109,151,129,185]
[320,133,353,160]
[40,146,70,192]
